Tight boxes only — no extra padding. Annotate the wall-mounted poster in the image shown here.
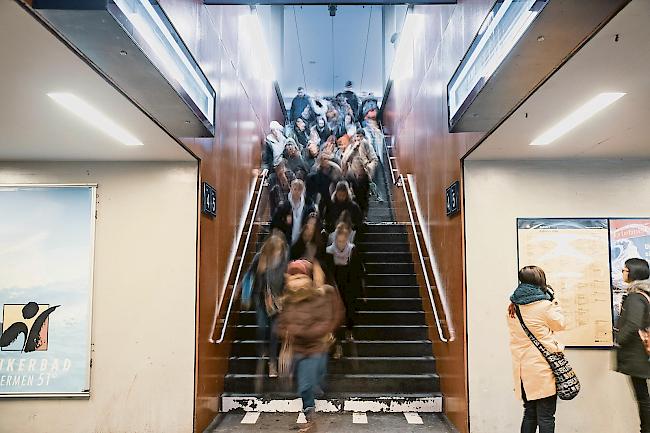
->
[0,185,96,396]
[609,219,650,324]
[517,219,613,347]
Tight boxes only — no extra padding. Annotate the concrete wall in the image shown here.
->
[464,159,649,433]
[0,162,198,433]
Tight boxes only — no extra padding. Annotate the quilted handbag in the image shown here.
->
[515,306,581,401]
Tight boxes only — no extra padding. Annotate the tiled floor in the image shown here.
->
[209,412,456,432]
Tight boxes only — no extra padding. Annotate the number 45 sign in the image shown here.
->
[446,181,460,217]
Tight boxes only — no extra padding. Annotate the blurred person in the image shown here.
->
[290,87,311,122]
[360,93,379,124]
[507,266,566,433]
[323,181,362,234]
[271,179,315,246]
[333,134,351,163]
[285,139,310,181]
[306,153,342,216]
[341,129,378,178]
[277,261,344,432]
[246,234,289,378]
[325,223,364,359]
[313,116,331,142]
[289,118,310,150]
[303,139,320,173]
[616,258,650,433]
[345,157,371,220]
[268,161,295,217]
[341,81,360,120]
[291,214,327,265]
[263,120,287,171]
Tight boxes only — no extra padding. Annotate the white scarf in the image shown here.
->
[326,242,354,265]
[289,193,304,245]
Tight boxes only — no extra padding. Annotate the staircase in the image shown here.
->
[221,152,442,414]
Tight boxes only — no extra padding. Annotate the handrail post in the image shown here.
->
[209,168,268,344]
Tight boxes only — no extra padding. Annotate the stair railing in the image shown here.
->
[209,168,268,344]
[398,173,454,343]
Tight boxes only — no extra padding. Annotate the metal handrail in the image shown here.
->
[385,135,398,186]
[398,173,451,343]
[210,168,268,344]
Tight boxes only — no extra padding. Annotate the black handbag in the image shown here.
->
[515,305,580,401]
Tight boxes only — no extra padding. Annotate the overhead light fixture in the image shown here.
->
[448,0,549,126]
[530,92,626,146]
[48,92,144,146]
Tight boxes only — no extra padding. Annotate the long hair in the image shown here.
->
[331,180,354,203]
[258,234,287,273]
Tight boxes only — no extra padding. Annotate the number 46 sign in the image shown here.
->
[446,181,461,217]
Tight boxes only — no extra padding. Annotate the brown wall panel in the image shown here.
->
[158,2,284,432]
[382,2,492,432]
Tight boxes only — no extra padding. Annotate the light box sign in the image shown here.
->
[0,186,96,396]
[447,0,548,131]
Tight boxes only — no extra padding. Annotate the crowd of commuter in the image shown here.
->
[244,82,384,432]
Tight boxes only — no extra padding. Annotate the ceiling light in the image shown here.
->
[48,92,144,146]
[530,92,626,146]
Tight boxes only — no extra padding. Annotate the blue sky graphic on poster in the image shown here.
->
[0,186,94,395]
[610,219,650,324]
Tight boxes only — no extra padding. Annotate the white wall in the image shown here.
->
[0,162,198,433]
[464,159,650,433]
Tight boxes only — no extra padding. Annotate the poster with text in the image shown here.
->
[517,219,613,347]
[0,186,95,396]
[609,219,650,325]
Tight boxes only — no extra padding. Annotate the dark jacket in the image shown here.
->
[324,199,363,232]
[270,198,316,244]
[286,154,309,180]
[247,251,289,301]
[290,95,311,122]
[616,280,650,378]
[324,246,364,297]
[346,172,370,217]
[340,90,360,119]
[277,284,344,355]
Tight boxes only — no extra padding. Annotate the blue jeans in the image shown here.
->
[521,384,557,433]
[294,353,328,412]
[255,298,278,364]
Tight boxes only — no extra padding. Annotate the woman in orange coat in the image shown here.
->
[507,266,566,433]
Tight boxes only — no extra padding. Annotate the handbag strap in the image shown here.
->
[514,305,552,358]
[635,291,650,328]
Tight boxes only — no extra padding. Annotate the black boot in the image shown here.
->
[638,400,650,433]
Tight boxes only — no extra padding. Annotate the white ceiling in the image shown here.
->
[280,5,385,100]
[0,1,195,161]
[468,0,650,161]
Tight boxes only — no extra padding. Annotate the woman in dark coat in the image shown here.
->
[616,258,650,433]
[325,223,364,358]
[323,180,362,234]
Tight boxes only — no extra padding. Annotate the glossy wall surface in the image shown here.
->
[156,2,284,431]
[382,2,493,432]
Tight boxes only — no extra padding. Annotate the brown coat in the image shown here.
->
[277,285,344,355]
[507,299,566,401]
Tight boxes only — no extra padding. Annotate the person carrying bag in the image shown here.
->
[507,266,575,433]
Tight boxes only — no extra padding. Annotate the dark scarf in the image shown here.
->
[510,283,551,305]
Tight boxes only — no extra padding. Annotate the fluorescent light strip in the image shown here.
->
[530,92,625,146]
[48,92,144,146]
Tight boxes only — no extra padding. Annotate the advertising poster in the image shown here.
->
[609,219,650,324]
[0,186,95,396]
[517,219,613,347]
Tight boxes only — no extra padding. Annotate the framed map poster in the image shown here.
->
[609,219,650,324]
[0,185,96,396]
[517,218,613,347]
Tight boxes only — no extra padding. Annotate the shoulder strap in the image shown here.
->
[514,305,552,357]
[635,292,650,327]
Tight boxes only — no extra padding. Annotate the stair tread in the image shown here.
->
[230,356,435,361]
[226,373,439,379]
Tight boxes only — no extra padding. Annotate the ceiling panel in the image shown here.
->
[467,0,650,160]
[0,1,195,162]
